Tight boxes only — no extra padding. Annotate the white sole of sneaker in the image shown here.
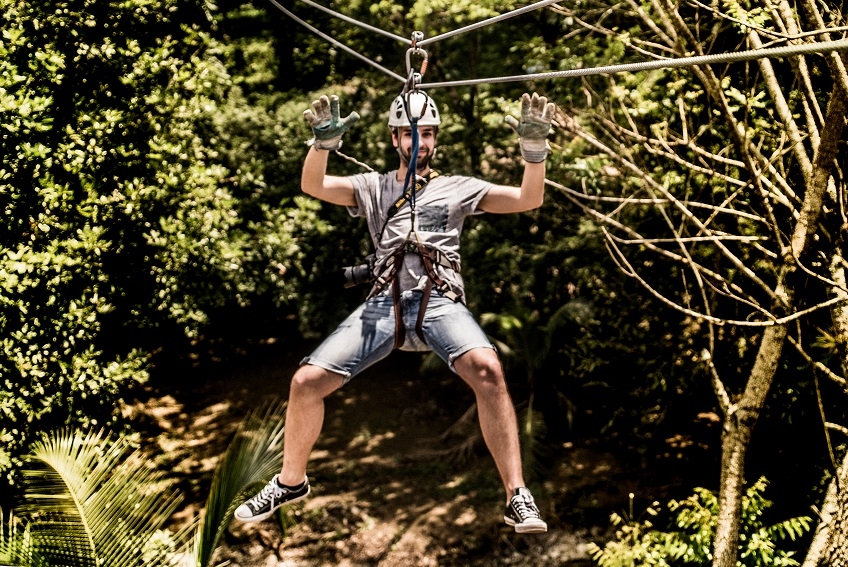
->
[234,486,311,523]
[504,516,548,534]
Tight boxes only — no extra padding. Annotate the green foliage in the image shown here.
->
[1,398,289,567]
[0,509,50,567]
[587,478,812,567]
[195,398,286,567]
[407,0,508,33]
[0,0,324,485]
[0,428,193,567]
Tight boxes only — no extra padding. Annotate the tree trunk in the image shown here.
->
[713,73,847,567]
[822,469,848,565]
[806,193,848,567]
[803,451,848,567]
[714,324,789,567]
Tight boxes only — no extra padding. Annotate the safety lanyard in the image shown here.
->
[401,115,421,215]
[375,94,430,244]
[387,170,438,218]
[375,169,438,244]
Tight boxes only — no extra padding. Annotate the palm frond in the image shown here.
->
[20,428,192,567]
[519,401,548,483]
[0,510,51,567]
[194,397,287,567]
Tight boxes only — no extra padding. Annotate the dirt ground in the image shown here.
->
[126,339,703,566]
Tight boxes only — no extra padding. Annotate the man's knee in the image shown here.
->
[455,348,507,392]
[290,364,344,400]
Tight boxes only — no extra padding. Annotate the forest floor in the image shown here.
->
[125,337,715,567]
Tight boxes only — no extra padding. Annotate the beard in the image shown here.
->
[398,145,435,171]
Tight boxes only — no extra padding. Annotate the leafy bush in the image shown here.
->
[0,0,322,486]
[588,477,811,567]
[0,399,287,567]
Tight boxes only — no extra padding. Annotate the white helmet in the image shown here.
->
[387,92,441,128]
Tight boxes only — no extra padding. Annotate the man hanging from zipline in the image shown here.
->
[234,88,555,534]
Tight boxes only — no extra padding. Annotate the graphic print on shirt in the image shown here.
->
[417,204,448,232]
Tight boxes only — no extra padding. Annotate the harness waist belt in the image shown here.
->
[368,240,462,348]
[401,242,460,272]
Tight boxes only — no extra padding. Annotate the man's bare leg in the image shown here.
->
[278,364,345,486]
[234,363,344,523]
[453,347,547,533]
[453,347,525,500]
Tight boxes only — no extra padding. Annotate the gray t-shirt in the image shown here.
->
[347,170,494,303]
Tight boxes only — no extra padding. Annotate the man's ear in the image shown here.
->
[390,128,399,148]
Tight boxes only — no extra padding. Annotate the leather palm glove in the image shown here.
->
[303,94,360,151]
[505,92,555,163]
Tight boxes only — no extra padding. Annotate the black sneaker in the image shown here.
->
[233,476,310,523]
[504,487,547,533]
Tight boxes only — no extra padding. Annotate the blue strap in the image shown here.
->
[401,115,420,216]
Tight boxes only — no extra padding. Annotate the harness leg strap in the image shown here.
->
[415,279,433,345]
[392,276,405,349]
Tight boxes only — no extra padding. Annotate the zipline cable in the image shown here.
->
[266,0,848,99]
[266,0,406,83]
[266,0,563,86]
[416,0,562,47]
[294,0,409,45]
[419,37,848,88]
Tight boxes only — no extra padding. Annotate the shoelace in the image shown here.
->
[512,495,541,520]
[250,481,284,509]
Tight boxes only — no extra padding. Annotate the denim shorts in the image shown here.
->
[300,290,494,383]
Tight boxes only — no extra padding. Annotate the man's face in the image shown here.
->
[393,126,437,171]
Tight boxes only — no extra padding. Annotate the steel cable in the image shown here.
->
[295,0,409,45]
[266,0,406,83]
[420,37,848,89]
[416,0,562,47]
[266,0,848,98]
[266,0,564,85]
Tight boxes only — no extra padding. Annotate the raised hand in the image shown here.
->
[303,94,360,151]
[505,92,555,163]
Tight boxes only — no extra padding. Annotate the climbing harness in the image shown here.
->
[374,85,463,349]
[370,238,462,349]
[346,161,463,349]
[367,167,439,256]
[334,77,457,350]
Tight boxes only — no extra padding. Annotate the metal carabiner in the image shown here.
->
[405,47,429,78]
[402,70,422,94]
[405,31,429,79]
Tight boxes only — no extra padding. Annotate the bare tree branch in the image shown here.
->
[702,348,733,414]
[749,30,815,185]
[567,116,784,302]
[787,334,847,386]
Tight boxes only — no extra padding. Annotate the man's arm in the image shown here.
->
[300,94,359,207]
[301,146,357,206]
[479,161,546,213]
[479,92,555,214]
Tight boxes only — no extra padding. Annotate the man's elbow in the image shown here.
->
[528,194,544,210]
[518,192,544,212]
[301,180,321,198]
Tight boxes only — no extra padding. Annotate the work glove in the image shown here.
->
[505,92,555,163]
[303,94,360,151]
